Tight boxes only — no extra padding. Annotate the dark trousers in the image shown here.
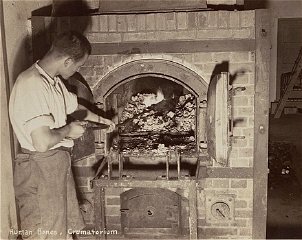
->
[14,149,85,239]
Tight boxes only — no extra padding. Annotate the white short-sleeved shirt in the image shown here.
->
[9,62,78,151]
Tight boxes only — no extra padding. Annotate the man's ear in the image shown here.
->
[64,57,74,67]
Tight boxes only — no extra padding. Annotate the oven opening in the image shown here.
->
[104,75,199,178]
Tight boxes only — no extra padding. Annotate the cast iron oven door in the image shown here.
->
[120,188,181,238]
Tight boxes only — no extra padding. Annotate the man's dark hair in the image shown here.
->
[52,31,91,61]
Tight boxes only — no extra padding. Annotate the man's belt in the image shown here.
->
[20,146,73,155]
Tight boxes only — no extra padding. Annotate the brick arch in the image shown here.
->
[92,56,209,103]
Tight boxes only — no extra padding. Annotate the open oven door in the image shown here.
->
[206,72,232,166]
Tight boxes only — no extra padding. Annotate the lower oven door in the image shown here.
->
[120,188,181,238]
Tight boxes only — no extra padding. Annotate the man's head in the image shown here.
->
[50,31,91,79]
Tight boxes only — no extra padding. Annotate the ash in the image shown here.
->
[116,93,197,154]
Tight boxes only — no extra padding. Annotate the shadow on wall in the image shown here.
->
[244,0,268,10]
[12,0,96,82]
[30,0,95,61]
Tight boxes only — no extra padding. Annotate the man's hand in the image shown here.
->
[67,121,86,139]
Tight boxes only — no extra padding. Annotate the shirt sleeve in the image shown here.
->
[14,76,55,135]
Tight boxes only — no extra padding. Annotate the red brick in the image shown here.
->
[146,13,155,30]
[86,32,122,43]
[197,12,208,28]
[108,15,117,32]
[155,13,166,30]
[230,157,250,167]
[123,32,148,41]
[242,128,254,138]
[235,218,247,227]
[106,197,120,205]
[196,29,233,39]
[218,11,229,28]
[193,52,212,63]
[105,223,121,231]
[106,206,121,216]
[235,209,253,218]
[103,56,113,67]
[201,228,237,238]
[232,138,248,148]
[89,16,99,32]
[95,67,105,76]
[137,14,146,31]
[166,12,176,30]
[197,218,207,226]
[231,74,249,84]
[231,180,247,189]
[231,28,253,39]
[239,227,252,236]
[233,96,249,106]
[204,179,213,188]
[117,15,127,32]
[212,52,231,62]
[208,11,218,28]
[238,148,253,158]
[173,30,196,40]
[126,15,137,32]
[229,148,238,159]
[235,200,248,209]
[177,12,188,30]
[231,52,250,62]
[188,12,197,29]
[106,215,120,224]
[237,107,254,116]
[229,62,254,74]
[105,188,123,196]
[84,55,104,67]
[79,66,94,76]
[240,11,255,27]
[99,15,108,32]
[212,179,229,188]
[230,12,240,28]
[232,128,243,137]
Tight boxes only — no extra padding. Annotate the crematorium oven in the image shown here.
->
[31,5,269,239]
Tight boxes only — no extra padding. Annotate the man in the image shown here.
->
[9,31,115,239]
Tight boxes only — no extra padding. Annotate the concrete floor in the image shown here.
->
[267,113,302,239]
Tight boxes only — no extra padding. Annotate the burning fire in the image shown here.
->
[143,88,165,107]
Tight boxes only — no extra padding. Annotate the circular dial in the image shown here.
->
[211,201,231,220]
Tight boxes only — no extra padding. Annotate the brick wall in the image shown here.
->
[75,10,255,169]
[48,10,257,239]
[198,179,253,238]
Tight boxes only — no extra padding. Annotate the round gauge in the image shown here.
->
[211,201,231,220]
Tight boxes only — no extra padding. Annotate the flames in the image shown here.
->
[143,88,165,107]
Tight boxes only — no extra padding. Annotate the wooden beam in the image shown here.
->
[0,1,18,238]
[188,181,198,240]
[98,0,207,13]
[253,9,270,239]
[92,179,196,188]
[91,39,255,55]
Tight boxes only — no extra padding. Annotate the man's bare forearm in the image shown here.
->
[77,104,108,123]
[31,125,71,152]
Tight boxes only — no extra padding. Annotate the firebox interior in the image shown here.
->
[104,75,200,177]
